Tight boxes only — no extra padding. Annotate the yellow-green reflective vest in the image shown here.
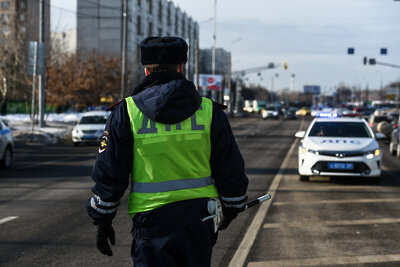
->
[125,96,219,216]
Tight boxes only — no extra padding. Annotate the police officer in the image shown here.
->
[87,36,248,266]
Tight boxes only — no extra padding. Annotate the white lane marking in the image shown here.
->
[15,153,96,170]
[0,216,18,225]
[228,120,305,267]
[248,254,400,267]
[264,217,400,229]
[274,197,400,206]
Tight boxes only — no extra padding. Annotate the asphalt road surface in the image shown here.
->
[1,115,400,267]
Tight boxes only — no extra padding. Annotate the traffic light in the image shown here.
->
[363,56,367,65]
[282,61,288,70]
[347,48,354,55]
[368,58,376,65]
[380,48,387,55]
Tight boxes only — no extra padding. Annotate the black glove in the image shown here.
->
[218,213,236,231]
[218,195,248,231]
[94,222,115,256]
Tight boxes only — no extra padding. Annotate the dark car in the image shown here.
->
[284,107,298,120]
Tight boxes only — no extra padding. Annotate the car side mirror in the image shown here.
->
[375,132,386,140]
[295,131,306,139]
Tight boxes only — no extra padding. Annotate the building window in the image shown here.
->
[149,0,152,14]
[158,27,162,36]
[1,1,10,9]
[2,25,10,34]
[19,13,25,21]
[137,0,141,7]
[19,26,26,33]
[167,7,171,26]
[175,14,178,34]
[182,19,185,37]
[149,22,152,36]
[18,0,26,9]
[158,0,162,22]
[1,13,9,23]
[137,16,141,35]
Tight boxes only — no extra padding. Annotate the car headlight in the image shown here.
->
[300,144,318,155]
[273,112,278,115]
[364,149,380,159]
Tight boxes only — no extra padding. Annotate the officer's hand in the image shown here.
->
[218,214,235,231]
[94,222,115,256]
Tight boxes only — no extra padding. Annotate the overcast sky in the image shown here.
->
[51,0,400,92]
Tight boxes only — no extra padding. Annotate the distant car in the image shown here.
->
[284,107,298,120]
[72,111,109,146]
[0,119,14,169]
[261,106,280,120]
[295,117,382,182]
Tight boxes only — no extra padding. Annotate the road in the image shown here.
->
[1,116,400,266]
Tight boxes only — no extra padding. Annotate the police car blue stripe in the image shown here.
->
[0,129,11,135]
[132,176,213,193]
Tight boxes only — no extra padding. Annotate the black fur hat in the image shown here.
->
[140,36,188,65]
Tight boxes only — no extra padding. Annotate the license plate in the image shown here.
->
[328,163,354,170]
[83,135,96,139]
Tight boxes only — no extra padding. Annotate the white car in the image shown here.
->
[72,111,109,146]
[0,119,14,169]
[295,117,382,182]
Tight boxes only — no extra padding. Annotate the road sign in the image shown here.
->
[28,41,44,75]
[304,85,320,95]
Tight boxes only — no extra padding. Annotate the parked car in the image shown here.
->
[295,117,383,183]
[72,111,109,146]
[261,106,280,120]
[0,119,14,169]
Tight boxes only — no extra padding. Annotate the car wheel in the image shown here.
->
[397,144,400,159]
[389,141,396,156]
[299,175,309,182]
[0,146,12,169]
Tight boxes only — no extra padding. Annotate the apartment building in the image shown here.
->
[77,0,199,84]
[0,0,50,50]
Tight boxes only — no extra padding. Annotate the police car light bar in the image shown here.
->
[317,112,338,118]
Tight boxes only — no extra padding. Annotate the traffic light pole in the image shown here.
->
[38,0,45,127]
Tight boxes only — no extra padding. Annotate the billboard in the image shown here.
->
[304,85,321,95]
[198,74,224,91]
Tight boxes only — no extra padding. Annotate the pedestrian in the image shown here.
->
[86,36,249,266]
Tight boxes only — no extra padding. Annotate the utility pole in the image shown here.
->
[195,38,199,90]
[120,0,128,99]
[211,0,217,100]
[38,0,45,127]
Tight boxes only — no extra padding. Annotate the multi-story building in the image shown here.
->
[51,28,77,56]
[77,0,199,87]
[199,48,230,75]
[0,0,50,50]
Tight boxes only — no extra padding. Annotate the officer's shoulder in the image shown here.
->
[211,100,227,110]
[106,99,125,112]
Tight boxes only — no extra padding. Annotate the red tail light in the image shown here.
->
[369,123,373,127]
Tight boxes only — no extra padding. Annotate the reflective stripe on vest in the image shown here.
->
[125,96,219,216]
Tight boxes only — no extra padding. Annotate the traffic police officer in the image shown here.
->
[87,36,249,266]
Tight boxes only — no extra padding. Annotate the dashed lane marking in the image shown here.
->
[263,217,400,229]
[247,254,400,266]
[228,119,305,267]
[0,216,18,225]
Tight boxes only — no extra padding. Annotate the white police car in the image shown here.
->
[72,111,109,146]
[295,117,382,182]
[0,119,14,169]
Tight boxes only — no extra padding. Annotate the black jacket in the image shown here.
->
[87,71,248,224]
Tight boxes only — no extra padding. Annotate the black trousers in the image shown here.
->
[131,198,218,267]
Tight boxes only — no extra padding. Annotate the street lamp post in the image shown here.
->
[227,38,241,113]
[211,0,217,100]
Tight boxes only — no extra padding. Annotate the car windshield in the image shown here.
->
[79,115,107,124]
[309,121,372,138]
[266,107,276,111]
